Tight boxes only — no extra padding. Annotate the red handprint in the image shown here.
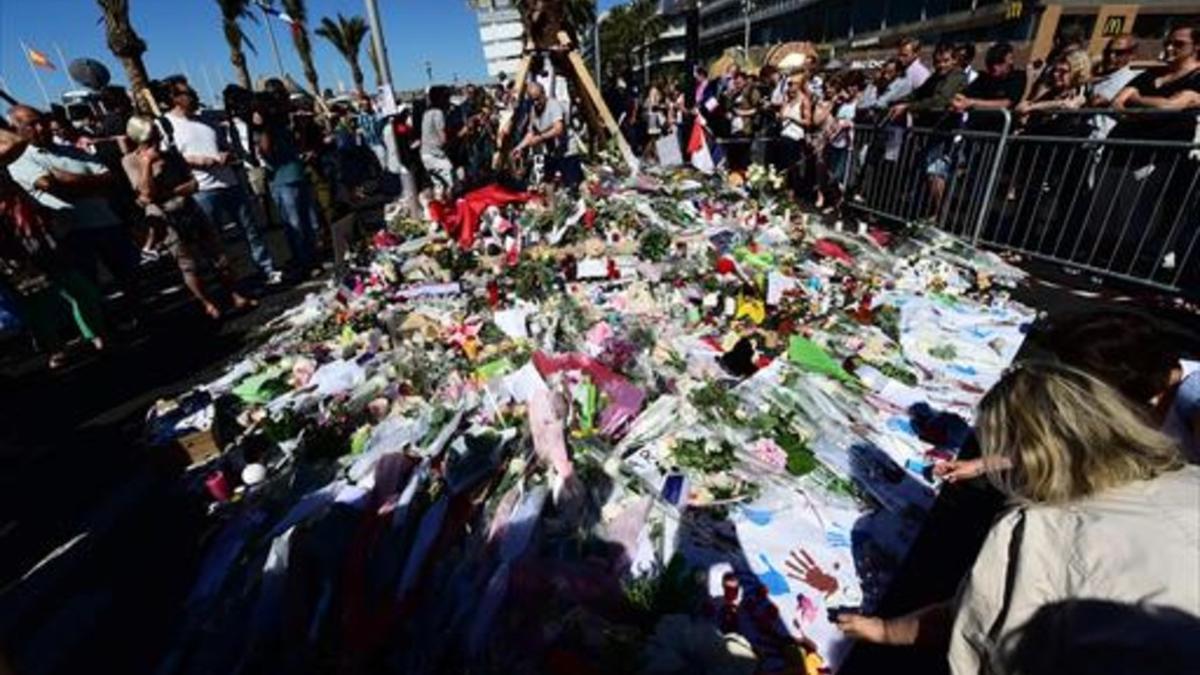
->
[785,549,839,598]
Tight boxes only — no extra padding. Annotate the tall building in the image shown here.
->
[697,1,1199,65]
[472,0,526,80]
[646,1,693,79]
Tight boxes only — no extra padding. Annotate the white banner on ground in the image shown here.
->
[656,136,682,167]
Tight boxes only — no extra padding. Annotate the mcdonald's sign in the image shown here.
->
[1102,15,1127,37]
[1006,2,1024,20]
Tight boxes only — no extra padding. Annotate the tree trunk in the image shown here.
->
[350,59,365,95]
[230,48,252,91]
[293,32,321,101]
[120,55,153,113]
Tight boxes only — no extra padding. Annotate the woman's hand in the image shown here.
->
[933,458,986,483]
[836,614,888,643]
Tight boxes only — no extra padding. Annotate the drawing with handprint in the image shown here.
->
[785,548,839,598]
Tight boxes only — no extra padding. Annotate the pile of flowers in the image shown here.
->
[149,164,1032,675]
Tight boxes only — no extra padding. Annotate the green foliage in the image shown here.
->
[747,410,817,476]
[638,227,672,262]
[688,381,740,424]
[598,0,667,75]
[929,344,958,361]
[870,360,919,387]
[510,256,558,301]
[434,245,479,279]
[874,304,901,342]
[622,554,696,617]
[672,438,736,473]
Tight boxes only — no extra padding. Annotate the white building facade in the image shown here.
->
[472,0,527,80]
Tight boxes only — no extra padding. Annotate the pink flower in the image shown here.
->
[750,438,787,471]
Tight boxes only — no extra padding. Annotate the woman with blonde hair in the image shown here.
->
[1016,49,1091,128]
[122,116,255,320]
[837,361,1199,674]
[777,72,813,202]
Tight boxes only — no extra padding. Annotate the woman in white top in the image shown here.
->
[642,85,667,161]
[778,74,812,202]
[837,361,1200,675]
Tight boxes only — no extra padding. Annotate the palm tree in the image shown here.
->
[508,0,595,44]
[215,0,257,90]
[95,0,151,109]
[598,0,664,79]
[315,13,369,95]
[279,0,320,98]
[561,0,596,38]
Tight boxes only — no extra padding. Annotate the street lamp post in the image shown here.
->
[364,0,394,92]
[258,1,287,78]
[742,0,755,54]
[595,10,610,87]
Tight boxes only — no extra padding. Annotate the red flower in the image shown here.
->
[582,208,597,229]
[487,280,501,308]
[715,257,736,275]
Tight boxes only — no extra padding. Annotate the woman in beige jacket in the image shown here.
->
[837,361,1200,674]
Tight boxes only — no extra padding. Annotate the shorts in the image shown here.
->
[158,201,230,275]
[924,141,954,180]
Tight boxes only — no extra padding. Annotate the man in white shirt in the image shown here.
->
[165,81,279,284]
[7,104,140,298]
[956,43,979,84]
[864,59,914,110]
[898,37,932,90]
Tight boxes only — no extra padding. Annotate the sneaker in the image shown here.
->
[264,270,284,286]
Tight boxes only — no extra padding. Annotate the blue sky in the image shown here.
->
[0,0,631,106]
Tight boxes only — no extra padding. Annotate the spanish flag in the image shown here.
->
[27,47,55,71]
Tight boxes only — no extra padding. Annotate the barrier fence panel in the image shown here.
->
[847,109,1198,294]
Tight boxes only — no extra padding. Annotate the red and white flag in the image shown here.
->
[687,117,715,174]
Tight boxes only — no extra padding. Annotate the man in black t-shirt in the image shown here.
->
[951,42,1027,133]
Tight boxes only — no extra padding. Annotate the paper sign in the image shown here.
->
[493,307,531,340]
[767,271,799,305]
[502,362,549,403]
[577,258,609,279]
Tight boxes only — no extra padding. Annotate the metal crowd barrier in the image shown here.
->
[847,109,1200,294]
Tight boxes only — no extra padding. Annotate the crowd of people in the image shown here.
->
[0,75,402,368]
[605,24,1198,223]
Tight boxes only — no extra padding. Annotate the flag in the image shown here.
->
[687,117,724,175]
[254,0,297,25]
[27,47,55,71]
